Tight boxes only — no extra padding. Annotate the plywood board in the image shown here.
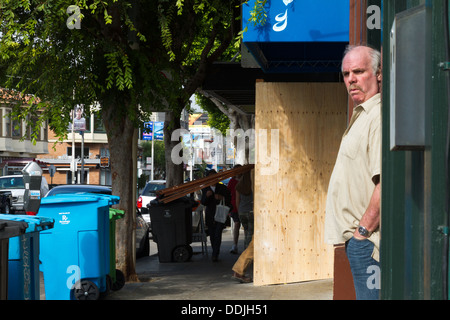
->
[254,82,348,286]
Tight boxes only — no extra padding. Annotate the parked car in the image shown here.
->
[0,175,25,213]
[46,184,112,197]
[45,184,150,258]
[138,180,204,234]
[137,180,166,225]
[0,175,48,214]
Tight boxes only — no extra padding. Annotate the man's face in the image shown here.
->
[342,47,381,105]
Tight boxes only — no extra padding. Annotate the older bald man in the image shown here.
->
[325,45,382,300]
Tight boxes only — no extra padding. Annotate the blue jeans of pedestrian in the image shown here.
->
[345,237,380,300]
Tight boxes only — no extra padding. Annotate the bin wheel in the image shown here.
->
[72,280,100,300]
[172,245,192,262]
[112,269,125,291]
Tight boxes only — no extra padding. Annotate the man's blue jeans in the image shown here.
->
[345,237,380,300]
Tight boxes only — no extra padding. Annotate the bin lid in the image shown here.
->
[149,196,193,208]
[40,193,120,207]
[92,193,120,206]
[0,219,28,239]
[0,214,54,233]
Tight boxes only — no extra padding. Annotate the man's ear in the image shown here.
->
[376,69,382,82]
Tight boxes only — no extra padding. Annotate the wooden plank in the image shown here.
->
[253,82,347,286]
[157,164,254,203]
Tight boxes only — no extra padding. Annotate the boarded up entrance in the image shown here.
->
[254,82,347,286]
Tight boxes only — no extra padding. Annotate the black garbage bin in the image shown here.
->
[0,219,28,300]
[148,197,193,263]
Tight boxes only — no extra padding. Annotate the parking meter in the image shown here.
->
[22,162,43,215]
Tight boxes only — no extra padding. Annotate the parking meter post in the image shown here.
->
[21,162,43,216]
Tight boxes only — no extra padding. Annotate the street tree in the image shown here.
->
[0,0,241,280]
[158,1,241,187]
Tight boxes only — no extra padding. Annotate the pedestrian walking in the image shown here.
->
[201,169,231,262]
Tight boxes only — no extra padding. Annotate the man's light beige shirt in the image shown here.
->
[325,93,381,261]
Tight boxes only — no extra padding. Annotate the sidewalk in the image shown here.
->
[105,227,333,301]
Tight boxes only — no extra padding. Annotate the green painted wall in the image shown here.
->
[380,0,449,300]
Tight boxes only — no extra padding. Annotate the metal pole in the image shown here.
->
[80,130,84,184]
[151,123,154,181]
[71,110,76,184]
[190,132,194,181]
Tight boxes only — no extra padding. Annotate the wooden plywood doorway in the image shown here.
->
[253,82,348,286]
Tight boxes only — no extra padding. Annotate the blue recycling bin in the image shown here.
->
[37,193,120,300]
[0,214,54,300]
[0,219,28,300]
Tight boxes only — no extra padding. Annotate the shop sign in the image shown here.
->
[243,0,349,43]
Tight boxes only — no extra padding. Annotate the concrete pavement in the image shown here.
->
[105,227,333,301]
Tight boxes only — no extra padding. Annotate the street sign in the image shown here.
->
[48,165,56,177]
[100,157,109,168]
[153,122,164,141]
[143,121,164,141]
[143,122,153,141]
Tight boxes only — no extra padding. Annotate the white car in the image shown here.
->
[0,175,25,213]
[137,180,166,225]
[0,175,49,213]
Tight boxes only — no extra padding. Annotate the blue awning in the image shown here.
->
[243,0,350,73]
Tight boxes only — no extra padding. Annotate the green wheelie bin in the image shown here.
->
[108,208,125,291]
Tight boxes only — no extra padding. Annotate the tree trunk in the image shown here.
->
[197,90,254,164]
[103,107,138,282]
[164,110,184,188]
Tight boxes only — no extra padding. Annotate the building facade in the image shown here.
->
[37,113,111,186]
[0,89,48,175]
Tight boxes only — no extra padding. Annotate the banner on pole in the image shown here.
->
[143,121,164,141]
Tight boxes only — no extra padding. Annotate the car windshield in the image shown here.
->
[0,177,25,189]
[142,183,166,196]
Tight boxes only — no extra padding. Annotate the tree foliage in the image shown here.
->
[0,0,243,279]
[195,93,229,136]
[0,0,172,135]
[0,0,242,157]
